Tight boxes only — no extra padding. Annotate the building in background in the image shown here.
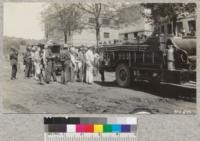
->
[44,5,153,46]
[71,15,120,46]
[118,8,153,44]
[158,13,196,37]
[118,18,152,44]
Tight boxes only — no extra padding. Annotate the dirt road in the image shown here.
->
[0,59,196,114]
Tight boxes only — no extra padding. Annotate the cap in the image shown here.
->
[32,46,38,51]
[63,44,68,48]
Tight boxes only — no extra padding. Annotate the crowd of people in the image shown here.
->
[9,41,106,86]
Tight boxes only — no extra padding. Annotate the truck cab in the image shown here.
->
[50,43,62,74]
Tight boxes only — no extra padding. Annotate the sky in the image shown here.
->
[3,2,45,40]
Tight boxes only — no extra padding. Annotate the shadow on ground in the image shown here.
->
[94,80,196,102]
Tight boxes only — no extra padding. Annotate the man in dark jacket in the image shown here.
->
[99,53,105,82]
[23,47,32,78]
[10,48,18,80]
[45,46,57,84]
[77,49,85,82]
[60,46,71,84]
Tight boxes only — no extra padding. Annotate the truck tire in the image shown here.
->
[149,72,160,87]
[116,64,131,87]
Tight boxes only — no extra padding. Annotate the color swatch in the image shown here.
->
[44,117,137,133]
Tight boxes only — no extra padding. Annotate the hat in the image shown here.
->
[69,47,75,53]
[10,47,16,51]
[26,46,31,51]
[32,46,38,51]
[63,44,68,48]
[46,40,54,47]
[47,40,53,44]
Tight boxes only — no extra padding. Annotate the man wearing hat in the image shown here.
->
[9,47,18,80]
[30,46,36,77]
[77,48,85,82]
[45,44,57,84]
[33,46,43,81]
[69,47,76,82]
[60,44,71,84]
[85,47,95,84]
[23,46,32,78]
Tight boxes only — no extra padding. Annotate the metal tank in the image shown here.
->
[167,37,196,69]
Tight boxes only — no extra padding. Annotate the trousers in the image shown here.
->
[45,60,57,83]
[25,63,32,77]
[11,64,17,79]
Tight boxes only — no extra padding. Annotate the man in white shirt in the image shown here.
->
[85,48,95,84]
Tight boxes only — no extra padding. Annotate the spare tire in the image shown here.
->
[116,64,131,87]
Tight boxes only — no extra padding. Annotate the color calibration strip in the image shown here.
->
[44,117,137,133]
[44,117,137,141]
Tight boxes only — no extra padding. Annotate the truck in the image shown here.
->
[49,43,63,74]
[98,14,196,89]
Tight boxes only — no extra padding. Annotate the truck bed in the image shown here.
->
[98,44,151,52]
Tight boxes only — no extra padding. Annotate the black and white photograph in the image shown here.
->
[1,2,197,114]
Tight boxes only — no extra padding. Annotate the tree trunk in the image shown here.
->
[64,31,68,44]
[96,20,100,47]
[172,16,177,35]
[45,33,49,41]
[68,30,71,45]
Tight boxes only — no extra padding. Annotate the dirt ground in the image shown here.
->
[0,58,196,114]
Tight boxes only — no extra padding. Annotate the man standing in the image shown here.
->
[23,46,32,78]
[33,47,42,81]
[45,45,57,84]
[70,48,76,82]
[82,48,87,83]
[77,49,85,82]
[9,47,18,80]
[93,50,100,77]
[60,45,71,84]
[30,46,36,77]
[99,53,105,82]
[43,45,48,77]
[85,48,94,84]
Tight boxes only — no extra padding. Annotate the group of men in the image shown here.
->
[23,45,46,82]
[58,44,105,85]
[9,42,106,85]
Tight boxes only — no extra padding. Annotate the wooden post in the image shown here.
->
[134,52,136,64]
[152,52,154,64]
[142,52,145,64]
[129,52,131,67]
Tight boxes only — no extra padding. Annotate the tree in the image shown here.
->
[78,3,103,47]
[41,3,83,43]
[116,4,144,26]
[142,3,196,35]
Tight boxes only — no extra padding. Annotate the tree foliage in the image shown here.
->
[143,3,196,21]
[41,3,83,43]
[142,3,196,34]
[117,4,144,26]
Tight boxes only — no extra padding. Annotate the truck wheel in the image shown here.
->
[150,73,160,87]
[116,64,131,87]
